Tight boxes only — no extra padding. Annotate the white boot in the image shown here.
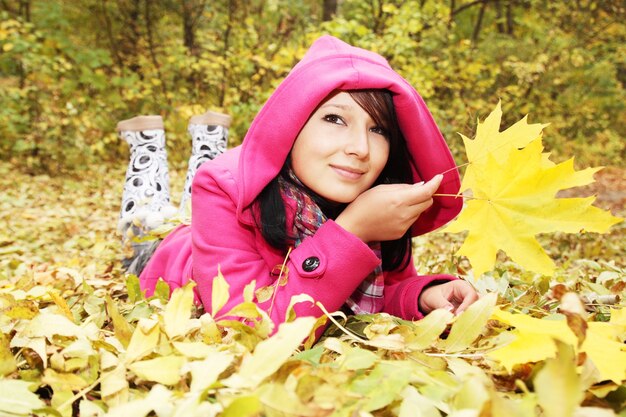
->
[117,115,177,235]
[179,110,231,213]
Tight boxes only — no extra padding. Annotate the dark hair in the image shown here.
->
[255,89,415,271]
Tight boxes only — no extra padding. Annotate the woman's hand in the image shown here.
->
[418,280,479,315]
[335,174,443,243]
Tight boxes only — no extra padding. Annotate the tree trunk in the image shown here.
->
[322,0,337,21]
[145,0,169,102]
[116,0,143,74]
[472,0,487,44]
[19,0,30,21]
[219,0,235,107]
[449,0,456,26]
[182,0,206,55]
[495,0,505,33]
[506,0,515,35]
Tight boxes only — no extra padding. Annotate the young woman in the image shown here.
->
[130,35,478,332]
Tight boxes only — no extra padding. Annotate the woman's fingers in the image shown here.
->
[386,174,442,206]
[408,174,443,205]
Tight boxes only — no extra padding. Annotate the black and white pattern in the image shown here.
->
[179,123,228,211]
[118,127,177,232]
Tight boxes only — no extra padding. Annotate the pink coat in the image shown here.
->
[140,35,462,329]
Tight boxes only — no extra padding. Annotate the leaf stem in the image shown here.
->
[433,193,481,200]
[439,161,472,177]
[57,375,104,412]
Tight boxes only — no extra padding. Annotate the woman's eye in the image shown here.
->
[370,126,388,137]
[323,114,344,125]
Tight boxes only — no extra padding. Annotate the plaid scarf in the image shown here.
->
[278,169,385,314]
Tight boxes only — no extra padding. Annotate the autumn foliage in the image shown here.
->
[1,1,625,416]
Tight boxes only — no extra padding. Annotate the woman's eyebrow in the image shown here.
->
[319,103,351,110]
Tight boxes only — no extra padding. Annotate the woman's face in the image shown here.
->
[291,92,390,203]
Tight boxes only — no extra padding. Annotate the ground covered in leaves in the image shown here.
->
[1,161,625,417]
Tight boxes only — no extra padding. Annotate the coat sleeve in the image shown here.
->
[190,165,382,327]
[382,255,457,320]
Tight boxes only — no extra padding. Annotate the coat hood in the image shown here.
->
[237,35,462,236]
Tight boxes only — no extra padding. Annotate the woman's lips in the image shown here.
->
[330,165,365,180]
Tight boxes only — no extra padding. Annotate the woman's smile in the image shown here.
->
[330,164,366,180]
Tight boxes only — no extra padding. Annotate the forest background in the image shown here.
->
[1,1,626,416]
[1,0,624,174]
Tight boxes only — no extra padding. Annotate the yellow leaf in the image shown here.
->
[104,384,172,417]
[48,290,75,322]
[405,308,454,350]
[399,386,442,417]
[10,335,47,367]
[0,334,17,376]
[221,395,262,417]
[0,380,45,415]
[100,363,128,398]
[581,326,626,384]
[188,349,235,392]
[440,292,497,353]
[488,309,577,371]
[223,316,316,388]
[22,312,84,339]
[460,101,548,194]
[105,295,133,348]
[446,104,622,276]
[243,279,256,303]
[534,341,583,417]
[125,318,160,363]
[163,282,195,339]
[211,268,229,317]
[42,368,90,391]
[284,293,315,322]
[489,330,559,372]
[489,308,626,383]
[129,356,186,385]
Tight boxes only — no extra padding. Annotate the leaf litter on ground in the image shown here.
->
[0,106,625,416]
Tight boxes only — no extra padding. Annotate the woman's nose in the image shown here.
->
[344,127,370,158]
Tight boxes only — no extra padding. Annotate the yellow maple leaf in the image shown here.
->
[459,101,548,194]
[488,308,626,384]
[445,104,623,276]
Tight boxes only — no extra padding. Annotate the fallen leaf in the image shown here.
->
[534,341,583,417]
[440,292,497,353]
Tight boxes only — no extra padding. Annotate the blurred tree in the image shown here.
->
[0,0,623,174]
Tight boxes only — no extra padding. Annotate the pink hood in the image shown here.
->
[237,35,462,236]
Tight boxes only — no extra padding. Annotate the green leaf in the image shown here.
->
[153,279,171,303]
[125,274,142,303]
[350,361,413,412]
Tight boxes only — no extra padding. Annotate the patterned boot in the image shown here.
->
[179,110,231,214]
[117,115,177,236]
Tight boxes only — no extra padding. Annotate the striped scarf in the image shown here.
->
[278,169,385,314]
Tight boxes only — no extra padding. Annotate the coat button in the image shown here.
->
[302,256,320,272]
